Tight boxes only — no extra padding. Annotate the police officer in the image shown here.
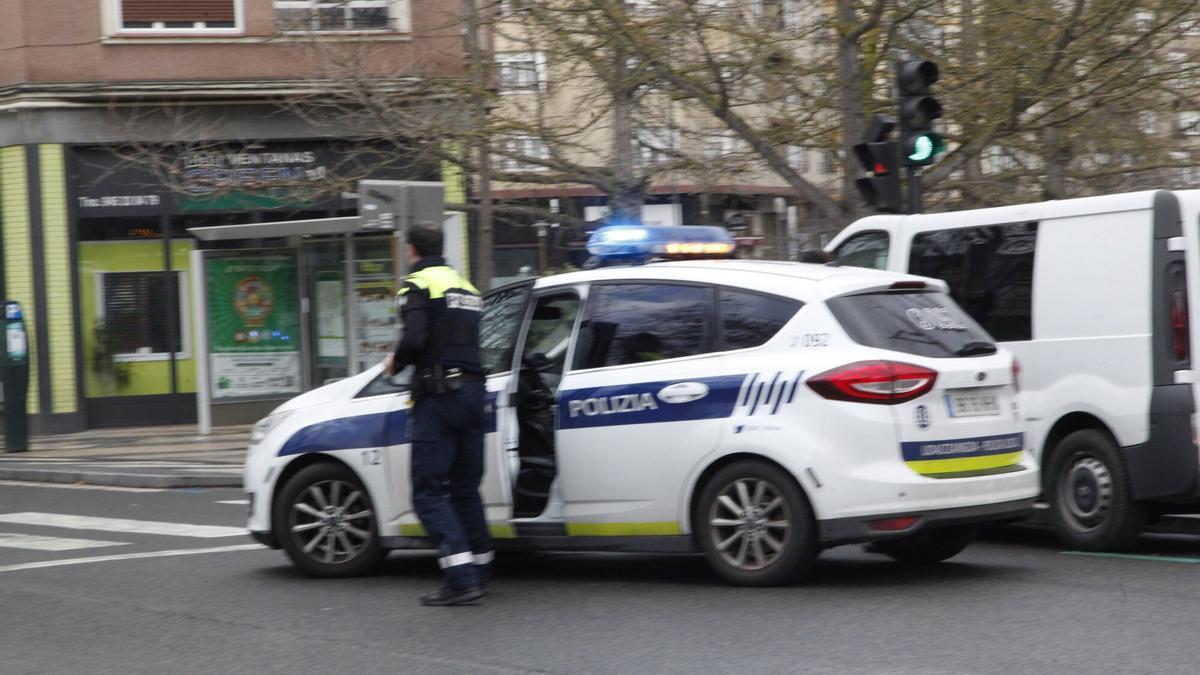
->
[385,222,492,606]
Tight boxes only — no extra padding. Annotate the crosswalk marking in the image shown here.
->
[216,500,249,505]
[0,532,127,552]
[0,512,247,538]
[0,480,164,493]
[0,544,265,574]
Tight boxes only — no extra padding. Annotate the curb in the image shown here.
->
[0,468,243,489]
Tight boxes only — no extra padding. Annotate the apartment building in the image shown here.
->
[483,0,842,274]
[0,0,464,431]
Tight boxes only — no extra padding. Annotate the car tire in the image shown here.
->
[274,461,386,577]
[1045,429,1146,551]
[868,524,977,563]
[693,460,818,586]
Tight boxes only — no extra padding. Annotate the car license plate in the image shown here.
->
[945,391,1000,417]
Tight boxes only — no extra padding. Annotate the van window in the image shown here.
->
[719,288,802,351]
[908,223,1037,341]
[827,291,996,358]
[575,283,714,369]
[834,231,889,269]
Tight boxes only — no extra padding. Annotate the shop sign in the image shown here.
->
[206,256,302,399]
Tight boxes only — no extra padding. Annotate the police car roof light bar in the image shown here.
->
[587,225,736,265]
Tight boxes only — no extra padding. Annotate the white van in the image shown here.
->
[826,190,1199,550]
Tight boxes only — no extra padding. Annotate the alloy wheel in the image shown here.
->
[707,477,793,571]
[289,479,376,565]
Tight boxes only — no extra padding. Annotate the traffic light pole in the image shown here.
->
[907,166,923,214]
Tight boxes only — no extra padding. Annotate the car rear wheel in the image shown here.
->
[274,462,385,577]
[868,525,977,563]
[693,460,817,586]
[1046,429,1146,551]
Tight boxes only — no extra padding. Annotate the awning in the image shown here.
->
[187,216,363,242]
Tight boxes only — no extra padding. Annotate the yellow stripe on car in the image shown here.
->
[906,451,1024,476]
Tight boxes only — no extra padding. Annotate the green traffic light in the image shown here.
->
[906,133,945,163]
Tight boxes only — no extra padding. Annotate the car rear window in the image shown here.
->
[826,291,997,358]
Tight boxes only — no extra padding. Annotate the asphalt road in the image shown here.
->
[2,481,1199,675]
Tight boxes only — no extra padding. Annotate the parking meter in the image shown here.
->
[3,301,30,452]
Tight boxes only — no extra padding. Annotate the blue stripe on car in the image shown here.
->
[900,432,1025,462]
[278,392,500,456]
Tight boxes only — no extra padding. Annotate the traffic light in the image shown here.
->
[896,60,944,166]
[853,114,901,212]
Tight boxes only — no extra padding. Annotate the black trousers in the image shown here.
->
[410,380,492,588]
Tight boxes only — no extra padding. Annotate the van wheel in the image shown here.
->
[1046,430,1146,551]
[274,462,386,577]
[693,460,818,586]
[868,525,977,563]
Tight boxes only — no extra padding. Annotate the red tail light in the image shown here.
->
[807,361,937,405]
[1171,290,1189,361]
[1012,358,1021,393]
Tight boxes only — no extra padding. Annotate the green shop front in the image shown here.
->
[69,141,429,428]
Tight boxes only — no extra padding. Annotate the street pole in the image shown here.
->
[907,166,923,214]
[463,0,493,291]
[536,221,548,274]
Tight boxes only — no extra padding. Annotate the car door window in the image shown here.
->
[834,231,890,269]
[520,293,581,392]
[574,283,714,369]
[719,288,802,351]
[480,284,531,375]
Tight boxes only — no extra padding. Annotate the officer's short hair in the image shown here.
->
[409,222,443,257]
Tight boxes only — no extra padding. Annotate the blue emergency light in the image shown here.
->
[586,225,736,265]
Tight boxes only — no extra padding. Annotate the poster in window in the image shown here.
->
[354,259,397,372]
[315,272,346,361]
[206,256,302,398]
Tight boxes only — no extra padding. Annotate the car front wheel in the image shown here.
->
[274,461,385,577]
[693,460,817,586]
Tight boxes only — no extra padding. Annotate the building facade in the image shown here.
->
[0,0,464,432]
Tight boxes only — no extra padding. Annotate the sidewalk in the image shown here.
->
[0,424,250,489]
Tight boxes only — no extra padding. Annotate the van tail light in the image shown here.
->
[807,361,937,405]
[1171,289,1189,361]
[1012,358,1021,393]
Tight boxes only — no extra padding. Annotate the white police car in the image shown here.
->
[243,226,1038,586]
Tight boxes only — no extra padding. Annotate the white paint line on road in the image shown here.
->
[0,544,265,574]
[0,458,80,463]
[1062,550,1200,564]
[0,532,128,551]
[0,513,247,538]
[0,480,164,493]
[216,500,249,505]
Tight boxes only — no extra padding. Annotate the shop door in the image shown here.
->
[303,240,350,386]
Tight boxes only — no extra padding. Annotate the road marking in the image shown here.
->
[0,480,164,493]
[0,532,127,551]
[0,544,265,574]
[216,500,249,505]
[0,513,246,538]
[1062,551,1200,564]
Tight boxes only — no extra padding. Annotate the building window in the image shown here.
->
[786,145,807,172]
[116,0,242,32]
[636,127,680,166]
[497,135,550,172]
[702,130,742,160]
[821,150,837,175]
[497,52,548,93]
[1181,112,1200,136]
[274,0,404,32]
[97,271,189,361]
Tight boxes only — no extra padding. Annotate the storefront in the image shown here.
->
[66,140,433,428]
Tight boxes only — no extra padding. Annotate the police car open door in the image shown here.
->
[552,282,725,539]
[505,289,584,522]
